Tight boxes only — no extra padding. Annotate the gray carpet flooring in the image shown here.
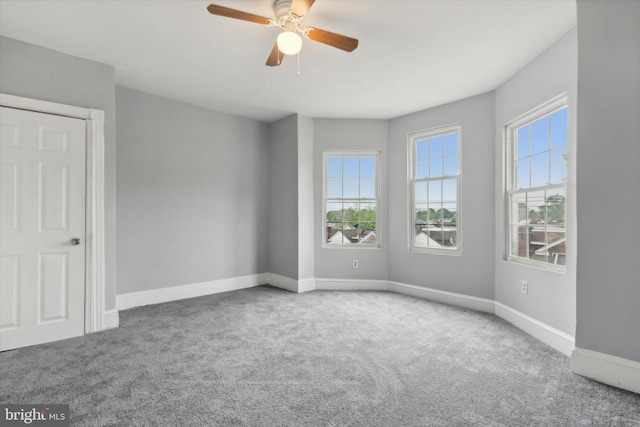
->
[1,285,639,426]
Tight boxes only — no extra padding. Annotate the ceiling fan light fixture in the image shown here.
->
[277,31,302,55]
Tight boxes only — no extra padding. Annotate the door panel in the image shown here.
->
[0,106,86,351]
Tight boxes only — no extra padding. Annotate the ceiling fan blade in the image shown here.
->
[207,4,272,25]
[305,28,359,52]
[266,43,283,67]
[290,0,315,17]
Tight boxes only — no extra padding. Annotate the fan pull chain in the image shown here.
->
[297,52,300,75]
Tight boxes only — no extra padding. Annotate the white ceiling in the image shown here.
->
[0,0,576,123]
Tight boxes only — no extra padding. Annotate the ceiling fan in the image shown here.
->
[207,0,359,66]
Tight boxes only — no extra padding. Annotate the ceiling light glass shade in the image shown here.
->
[277,31,302,55]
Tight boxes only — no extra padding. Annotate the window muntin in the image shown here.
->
[409,125,461,253]
[507,100,568,268]
[324,152,379,247]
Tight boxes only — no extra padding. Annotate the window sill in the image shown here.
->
[409,247,461,256]
[322,245,380,250]
[505,256,566,274]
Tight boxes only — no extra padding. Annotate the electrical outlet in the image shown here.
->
[521,281,528,295]
[352,259,359,269]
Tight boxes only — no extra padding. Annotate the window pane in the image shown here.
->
[416,160,428,179]
[526,190,546,224]
[442,178,457,203]
[530,153,550,187]
[410,128,460,251]
[428,225,445,247]
[415,204,429,226]
[444,133,457,155]
[428,180,442,202]
[442,202,456,222]
[517,126,530,158]
[429,157,443,177]
[429,137,443,157]
[343,178,359,198]
[326,202,342,216]
[531,116,549,154]
[326,222,343,244]
[428,203,442,223]
[359,202,376,231]
[516,157,530,189]
[415,181,428,204]
[343,202,358,224]
[327,178,342,198]
[550,107,568,148]
[325,153,378,247]
[544,190,566,225]
[360,178,375,198]
[441,203,457,247]
[511,225,530,259]
[326,202,343,242]
[416,140,428,160]
[508,102,568,267]
[545,224,566,265]
[514,192,527,224]
[444,155,458,176]
[343,158,359,177]
[327,157,342,177]
[550,147,568,184]
[360,157,375,177]
[419,224,430,247]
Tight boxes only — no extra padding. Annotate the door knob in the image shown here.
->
[71,238,81,246]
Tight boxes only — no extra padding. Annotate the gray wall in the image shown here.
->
[268,115,299,280]
[313,119,388,280]
[0,36,118,311]
[297,115,315,280]
[575,1,640,362]
[494,28,578,336]
[116,87,269,294]
[387,93,495,299]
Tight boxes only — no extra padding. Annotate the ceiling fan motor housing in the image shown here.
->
[274,0,294,22]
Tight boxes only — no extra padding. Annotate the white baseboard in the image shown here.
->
[114,273,640,396]
[264,273,300,293]
[571,347,640,395]
[314,278,388,291]
[116,273,264,310]
[115,274,575,359]
[101,308,120,329]
[263,273,316,293]
[495,302,575,356]
[298,277,316,293]
[388,281,495,313]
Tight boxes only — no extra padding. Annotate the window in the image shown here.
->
[506,96,568,269]
[323,152,379,247]
[409,125,461,253]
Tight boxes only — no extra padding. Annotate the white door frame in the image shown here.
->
[1,93,108,334]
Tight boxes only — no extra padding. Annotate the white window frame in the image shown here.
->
[408,124,462,254]
[322,151,380,249]
[505,94,568,272]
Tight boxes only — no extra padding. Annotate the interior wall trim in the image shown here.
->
[571,347,640,395]
[116,273,265,310]
[315,278,388,291]
[263,272,302,293]
[102,309,120,329]
[494,302,575,356]
[388,281,495,313]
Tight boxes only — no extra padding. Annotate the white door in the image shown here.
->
[1,106,86,351]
